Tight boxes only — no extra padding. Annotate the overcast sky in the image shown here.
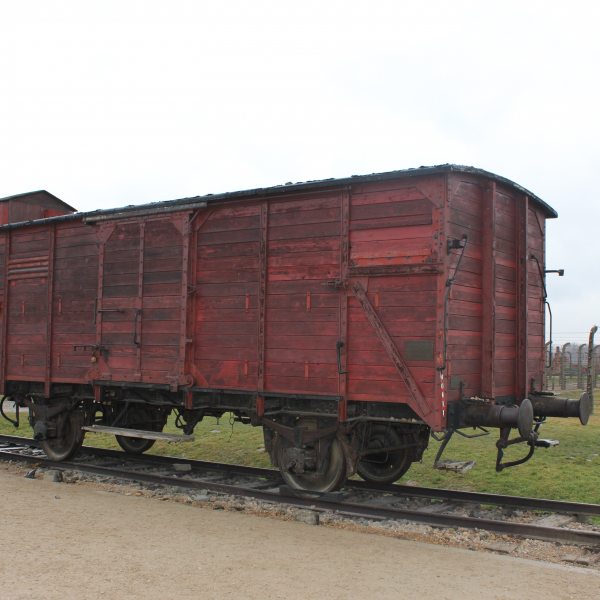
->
[1,1,598,344]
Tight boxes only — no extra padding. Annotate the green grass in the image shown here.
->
[0,409,274,469]
[407,414,600,505]
[2,398,599,504]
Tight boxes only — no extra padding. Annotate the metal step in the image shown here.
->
[82,425,194,443]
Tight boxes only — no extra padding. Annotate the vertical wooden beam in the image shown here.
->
[515,195,529,400]
[44,224,56,397]
[186,209,212,394]
[95,223,115,382]
[96,228,105,363]
[0,230,10,393]
[136,221,145,378]
[340,189,350,282]
[434,174,448,430]
[179,215,190,383]
[338,190,350,422]
[481,181,497,398]
[185,214,199,388]
[256,201,268,415]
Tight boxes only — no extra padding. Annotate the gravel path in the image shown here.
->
[1,466,599,600]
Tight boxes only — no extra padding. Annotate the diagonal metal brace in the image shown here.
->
[350,280,432,418]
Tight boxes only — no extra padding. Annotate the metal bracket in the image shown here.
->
[133,309,141,347]
[447,237,467,254]
[94,298,125,325]
[336,341,348,374]
[73,344,99,351]
[322,279,345,289]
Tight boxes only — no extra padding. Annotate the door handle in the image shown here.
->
[337,341,347,375]
[133,309,141,347]
[94,298,124,325]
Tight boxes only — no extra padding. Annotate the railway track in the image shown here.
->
[2,433,600,547]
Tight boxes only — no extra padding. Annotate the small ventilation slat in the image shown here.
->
[8,255,49,280]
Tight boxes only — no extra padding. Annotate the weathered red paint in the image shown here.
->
[0,168,554,431]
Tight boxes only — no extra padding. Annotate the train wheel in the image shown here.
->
[116,436,155,454]
[276,429,347,497]
[357,425,413,485]
[40,408,86,462]
[115,408,161,454]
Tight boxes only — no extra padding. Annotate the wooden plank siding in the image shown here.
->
[446,175,538,401]
[51,222,99,382]
[346,181,439,403]
[0,169,551,430]
[141,219,185,384]
[195,204,261,389]
[264,193,342,396]
[100,222,141,382]
[5,228,51,382]
[527,206,546,391]
[515,194,529,400]
[83,217,188,386]
[0,234,7,389]
[480,180,496,398]
[445,175,485,401]
[493,186,519,397]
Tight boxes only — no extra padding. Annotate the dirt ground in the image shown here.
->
[1,471,599,600]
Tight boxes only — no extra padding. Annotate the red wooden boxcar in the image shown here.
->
[0,166,589,494]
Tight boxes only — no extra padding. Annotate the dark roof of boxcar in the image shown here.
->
[0,190,77,212]
[0,165,557,230]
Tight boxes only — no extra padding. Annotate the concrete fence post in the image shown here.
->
[587,326,597,414]
[561,343,568,390]
[578,344,585,389]
[593,346,599,390]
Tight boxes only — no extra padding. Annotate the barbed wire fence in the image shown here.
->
[544,326,599,392]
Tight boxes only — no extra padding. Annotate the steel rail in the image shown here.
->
[1,445,600,546]
[350,481,600,518]
[2,433,599,518]
[0,434,275,478]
